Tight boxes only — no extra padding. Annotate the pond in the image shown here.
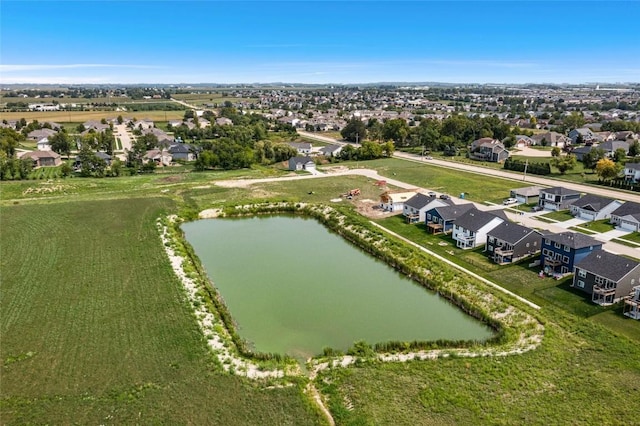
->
[182,215,493,360]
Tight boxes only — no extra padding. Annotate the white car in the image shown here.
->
[503,198,518,205]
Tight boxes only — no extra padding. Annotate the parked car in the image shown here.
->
[439,194,450,200]
[428,191,436,197]
[424,156,433,160]
[531,205,544,212]
[503,198,518,205]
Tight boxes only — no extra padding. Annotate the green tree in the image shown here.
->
[613,147,627,163]
[595,158,622,182]
[551,147,561,157]
[629,140,640,157]
[49,131,72,157]
[0,127,24,157]
[564,112,585,130]
[382,119,409,146]
[341,118,367,143]
[551,154,577,175]
[582,148,606,171]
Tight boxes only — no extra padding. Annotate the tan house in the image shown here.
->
[20,150,62,167]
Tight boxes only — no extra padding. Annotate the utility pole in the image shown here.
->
[355,132,359,145]
[523,159,528,181]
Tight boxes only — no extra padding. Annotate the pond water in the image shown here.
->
[182,215,493,360]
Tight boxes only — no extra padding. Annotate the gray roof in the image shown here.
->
[540,186,581,196]
[600,140,629,153]
[454,208,504,232]
[319,144,342,155]
[625,163,640,171]
[488,221,539,244]
[290,155,313,163]
[570,194,618,212]
[430,203,474,221]
[405,193,436,210]
[611,201,640,218]
[288,142,312,149]
[511,186,544,197]
[575,250,640,282]
[544,231,601,250]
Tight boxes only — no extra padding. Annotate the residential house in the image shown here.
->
[569,128,599,145]
[402,193,453,223]
[610,201,640,232]
[513,135,535,148]
[27,128,57,141]
[135,118,155,130]
[169,143,197,161]
[572,145,598,161]
[142,128,173,146]
[37,137,51,151]
[538,187,582,211]
[380,189,420,212]
[599,140,630,157]
[288,156,315,172]
[623,163,640,183]
[486,222,541,264]
[20,150,62,167]
[215,117,233,126]
[83,120,110,132]
[572,250,640,306]
[469,138,509,162]
[143,149,172,166]
[425,203,475,234]
[623,286,640,320]
[451,208,507,249]
[532,131,571,148]
[540,232,602,275]
[319,144,343,157]
[569,194,623,221]
[510,186,544,204]
[288,142,313,155]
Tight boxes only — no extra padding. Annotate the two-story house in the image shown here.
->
[540,232,602,275]
[569,194,623,221]
[610,201,640,232]
[532,131,571,147]
[426,204,475,234]
[486,222,542,264]
[451,208,507,249]
[623,163,640,183]
[624,286,640,320]
[469,138,509,162]
[538,187,582,211]
[572,250,640,306]
[402,193,453,224]
[569,128,599,145]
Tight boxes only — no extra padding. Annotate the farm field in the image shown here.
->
[171,92,259,107]
[1,164,639,425]
[0,197,322,424]
[0,110,185,123]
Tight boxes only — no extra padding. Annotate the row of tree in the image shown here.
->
[341,115,517,151]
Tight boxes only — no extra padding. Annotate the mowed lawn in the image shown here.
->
[0,198,322,424]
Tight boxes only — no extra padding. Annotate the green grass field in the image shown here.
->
[0,197,322,424]
[541,209,574,221]
[342,158,519,203]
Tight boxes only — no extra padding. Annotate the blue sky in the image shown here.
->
[1,1,639,84]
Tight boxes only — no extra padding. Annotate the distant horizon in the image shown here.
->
[2,1,639,86]
[2,80,639,88]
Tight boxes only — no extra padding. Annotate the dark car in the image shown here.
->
[531,205,544,212]
[439,194,450,200]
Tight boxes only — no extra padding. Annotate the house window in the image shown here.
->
[427,213,431,220]
[545,238,551,245]
[632,279,636,285]
[561,266,569,274]
[488,245,493,252]
[564,245,570,252]
[554,242,561,249]
[577,280,585,289]
[526,242,530,248]
[488,236,494,243]
[563,256,569,264]
[578,269,586,278]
